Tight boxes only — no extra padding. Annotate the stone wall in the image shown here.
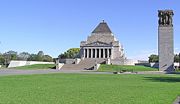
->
[8,60,55,68]
[59,59,75,64]
[87,33,116,44]
[112,47,123,59]
[111,58,125,65]
[56,63,64,70]
[124,59,138,65]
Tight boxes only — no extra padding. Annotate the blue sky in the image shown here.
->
[0,0,180,60]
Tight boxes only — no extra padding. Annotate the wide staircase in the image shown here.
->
[61,58,106,70]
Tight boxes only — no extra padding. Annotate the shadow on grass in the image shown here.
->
[144,76,180,83]
[51,66,56,69]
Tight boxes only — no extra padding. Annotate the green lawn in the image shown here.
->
[98,64,158,72]
[13,64,55,70]
[0,73,179,104]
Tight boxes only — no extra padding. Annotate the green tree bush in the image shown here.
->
[148,54,159,63]
[59,48,80,59]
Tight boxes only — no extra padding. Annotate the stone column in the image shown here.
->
[85,49,87,58]
[111,48,113,59]
[91,48,93,58]
[83,48,85,58]
[87,48,89,58]
[159,26,174,71]
[95,48,97,58]
[107,48,109,58]
[158,10,174,72]
[110,49,112,59]
[103,48,105,58]
[99,48,101,58]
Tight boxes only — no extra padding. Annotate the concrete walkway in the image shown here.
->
[0,69,112,76]
[0,69,177,76]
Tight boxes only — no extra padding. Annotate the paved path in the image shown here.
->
[0,69,176,76]
[0,69,112,76]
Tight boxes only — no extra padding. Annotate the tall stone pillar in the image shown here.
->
[87,48,89,58]
[111,48,113,59]
[158,10,174,72]
[99,48,101,58]
[97,49,99,58]
[83,48,85,58]
[91,49,93,58]
[103,48,105,58]
[107,48,109,58]
[95,49,97,58]
[85,49,87,58]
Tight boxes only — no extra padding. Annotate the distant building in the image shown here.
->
[60,21,138,70]
[80,21,125,65]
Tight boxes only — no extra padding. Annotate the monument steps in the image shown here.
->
[61,58,106,70]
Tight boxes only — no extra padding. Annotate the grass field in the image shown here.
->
[0,73,179,104]
[13,64,55,70]
[98,64,158,72]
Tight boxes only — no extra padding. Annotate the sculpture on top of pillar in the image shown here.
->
[158,10,174,26]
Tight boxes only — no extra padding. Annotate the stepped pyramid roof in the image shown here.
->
[92,20,112,34]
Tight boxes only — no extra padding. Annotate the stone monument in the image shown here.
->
[80,20,125,65]
[158,10,174,72]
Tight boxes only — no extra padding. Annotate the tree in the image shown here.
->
[6,50,17,55]
[27,51,44,61]
[59,48,80,59]
[37,51,44,57]
[2,51,18,66]
[27,51,53,62]
[174,54,180,62]
[5,50,18,60]
[0,50,53,66]
[148,54,159,63]
[27,54,37,61]
[17,52,30,60]
[36,51,44,61]
[43,55,53,62]
[0,53,5,65]
[149,54,180,63]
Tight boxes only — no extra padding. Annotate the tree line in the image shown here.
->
[148,54,180,63]
[0,51,53,66]
[4,49,180,66]
[0,48,81,66]
[59,48,80,59]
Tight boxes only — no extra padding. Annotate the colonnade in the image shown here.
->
[83,48,112,58]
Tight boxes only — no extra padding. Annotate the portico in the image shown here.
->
[83,47,112,58]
